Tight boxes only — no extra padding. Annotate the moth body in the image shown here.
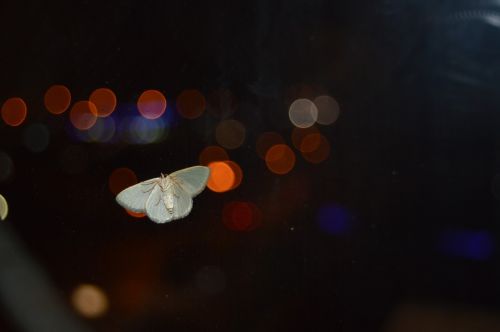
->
[115,166,210,223]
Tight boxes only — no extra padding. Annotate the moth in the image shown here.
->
[116,166,210,223]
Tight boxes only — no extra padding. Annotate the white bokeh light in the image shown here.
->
[288,98,318,128]
[313,95,340,125]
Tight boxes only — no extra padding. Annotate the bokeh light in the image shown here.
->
[87,117,116,143]
[301,134,330,164]
[118,116,168,145]
[0,151,14,182]
[215,119,246,150]
[22,123,50,153]
[44,85,71,115]
[195,266,226,295]
[317,204,352,235]
[223,201,262,231]
[59,145,89,174]
[125,210,146,218]
[176,89,206,119]
[137,89,167,120]
[291,126,319,150]
[89,88,117,117]
[206,88,237,117]
[313,95,340,125]
[71,284,109,318]
[438,229,494,261]
[199,146,229,166]
[64,120,92,143]
[265,144,296,175]
[299,132,321,153]
[288,98,318,128]
[207,161,235,193]
[69,101,98,130]
[256,132,285,159]
[225,161,243,190]
[109,167,137,195]
[0,194,8,221]
[1,97,27,127]
[129,116,167,144]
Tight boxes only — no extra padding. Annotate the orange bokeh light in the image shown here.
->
[70,101,98,130]
[176,89,206,119]
[109,167,138,195]
[89,88,117,117]
[291,126,319,150]
[44,85,71,115]
[137,89,167,120]
[222,201,262,231]
[71,284,108,318]
[1,97,27,127]
[225,161,243,190]
[256,132,285,159]
[302,134,330,164]
[299,133,321,153]
[199,145,229,166]
[126,210,146,218]
[265,144,296,175]
[207,161,235,193]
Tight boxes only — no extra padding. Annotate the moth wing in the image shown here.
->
[116,178,159,212]
[145,185,173,224]
[169,166,210,197]
[172,183,193,220]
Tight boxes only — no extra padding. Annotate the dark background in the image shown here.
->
[1,0,500,331]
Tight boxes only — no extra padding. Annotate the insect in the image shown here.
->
[116,166,210,223]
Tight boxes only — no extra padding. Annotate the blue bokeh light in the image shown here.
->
[317,204,352,235]
[438,229,494,261]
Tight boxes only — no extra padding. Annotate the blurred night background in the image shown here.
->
[2,0,500,331]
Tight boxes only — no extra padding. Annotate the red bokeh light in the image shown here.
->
[225,160,243,190]
[89,88,117,117]
[223,201,262,231]
[199,145,229,166]
[109,167,138,195]
[265,144,296,175]
[69,101,98,130]
[1,97,27,126]
[44,85,71,115]
[301,134,330,164]
[176,89,206,119]
[137,90,167,120]
[291,126,319,150]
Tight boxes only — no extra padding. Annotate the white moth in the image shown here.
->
[116,166,210,223]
